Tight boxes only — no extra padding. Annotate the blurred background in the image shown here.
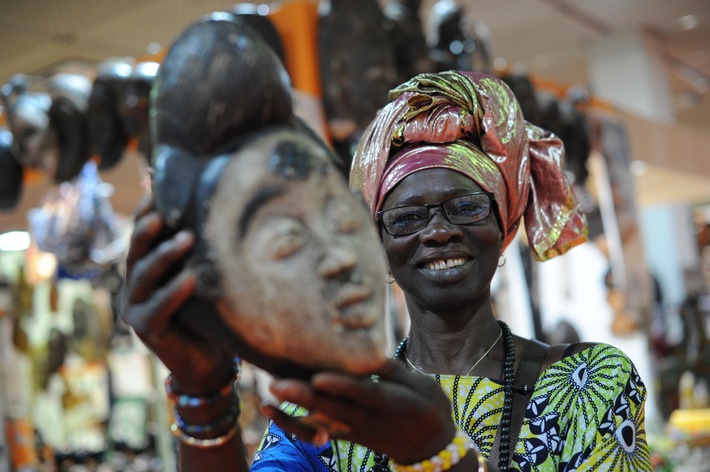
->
[0,0,708,470]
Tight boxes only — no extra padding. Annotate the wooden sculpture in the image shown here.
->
[150,13,387,377]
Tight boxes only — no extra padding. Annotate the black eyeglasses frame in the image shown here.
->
[376,191,496,236]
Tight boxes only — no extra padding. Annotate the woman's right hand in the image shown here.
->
[120,198,234,394]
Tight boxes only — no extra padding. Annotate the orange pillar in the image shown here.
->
[268,1,330,144]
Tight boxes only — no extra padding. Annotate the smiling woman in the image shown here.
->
[378,169,502,312]
[119,21,652,470]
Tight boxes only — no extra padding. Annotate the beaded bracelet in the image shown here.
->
[165,356,241,408]
[170,421,239,449]
[391,429,476,472]
[172,395,241,434]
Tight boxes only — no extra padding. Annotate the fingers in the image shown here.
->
[121,266,195,338]
[264,365,456,458]
[125,211,163,273]
[126,197,158,269]
[308,360,425,407]
[261,405,350,448]
[269,378,315,407]
[260,405,328,446]
[269,375,395,446]
[127,230,194,304]
[121,222,196,345]
[377,359,440,393]
[269,379,363,433]
[307,372,380,405]
[132,195,154,219]
[142,268,196,342]
[270,360,438,410]
[297,411,352,438]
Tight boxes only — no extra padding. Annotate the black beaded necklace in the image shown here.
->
[389,320,516,471]
[497,320,515,471]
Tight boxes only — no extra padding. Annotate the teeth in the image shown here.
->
[425,258,467,271]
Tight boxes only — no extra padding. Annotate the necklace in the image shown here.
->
[497,320,515,471]
[401,329,502,376]
[392,320,516,471]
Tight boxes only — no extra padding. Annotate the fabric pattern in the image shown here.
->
[251,344,651,471]
[348,71,588,262]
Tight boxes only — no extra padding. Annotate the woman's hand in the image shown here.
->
[120,198,233,393]
[261,359,457,465]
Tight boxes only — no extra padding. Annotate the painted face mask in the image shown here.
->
[150,14,386,377]
[202,128,388,375]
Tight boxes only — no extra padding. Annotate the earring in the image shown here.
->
[497,254,506,267]
[385,272,395,284]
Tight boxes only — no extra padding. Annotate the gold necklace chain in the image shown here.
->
[403,329,503,376]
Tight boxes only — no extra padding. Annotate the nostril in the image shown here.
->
[318,247,357,278]
[349,270,363,284]
[332,269,356,284]
[320,265,355,284]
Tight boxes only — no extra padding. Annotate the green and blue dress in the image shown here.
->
[251,344,651,471]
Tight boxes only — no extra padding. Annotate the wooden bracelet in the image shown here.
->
[391,429,475,472]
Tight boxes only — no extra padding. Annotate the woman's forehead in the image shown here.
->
[391,168,483,197]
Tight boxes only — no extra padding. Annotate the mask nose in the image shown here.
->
[318,246,357,279]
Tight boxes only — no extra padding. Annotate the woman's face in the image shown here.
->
[380,168,502,313]
[204,129,387,374]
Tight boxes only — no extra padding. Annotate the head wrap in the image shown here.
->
[349,70,587,261]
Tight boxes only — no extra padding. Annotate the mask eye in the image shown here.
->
[259,219,306,260]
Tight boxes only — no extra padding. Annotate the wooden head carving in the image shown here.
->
[1,72,92,183]
[150,13,387,377]
[203,128,388,375]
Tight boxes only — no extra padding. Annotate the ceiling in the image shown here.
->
[1,0,708,129]
[0,0,709,231]
[420,0,710,133]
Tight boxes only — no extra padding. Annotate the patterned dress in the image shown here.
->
[251,344,651,471]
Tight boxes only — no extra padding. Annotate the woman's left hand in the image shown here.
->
[260,359,457,465]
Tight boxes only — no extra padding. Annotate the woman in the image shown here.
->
[122,70,651,471]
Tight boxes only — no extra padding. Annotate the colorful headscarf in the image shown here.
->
[349,70,587,261]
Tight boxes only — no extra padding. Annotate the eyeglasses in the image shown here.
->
[377,192,495,236]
